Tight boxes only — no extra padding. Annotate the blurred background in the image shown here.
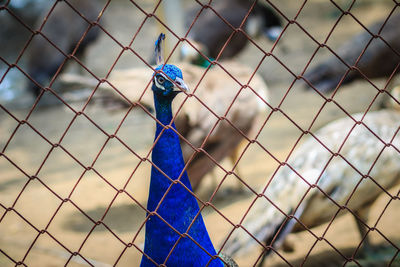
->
[0,0,399,266]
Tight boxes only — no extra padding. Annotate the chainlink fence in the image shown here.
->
[0,0,400,266]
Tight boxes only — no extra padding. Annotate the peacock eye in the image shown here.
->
[157,76,165,84]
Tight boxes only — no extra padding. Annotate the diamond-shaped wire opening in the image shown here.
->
[22,231,76,267]
[92,138,144,189]
[0,209,42,265]
[58,113,110,167]
[256,109,307,163]
[12,180,63,230]
[25,103,77,144]
[0,155,32,208]
[2,122,53,176]
[78,223,127,266]
[35,146,89,198]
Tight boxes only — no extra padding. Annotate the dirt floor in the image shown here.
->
[0,0,399,266]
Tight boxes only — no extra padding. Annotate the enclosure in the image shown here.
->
[0,0,399,266]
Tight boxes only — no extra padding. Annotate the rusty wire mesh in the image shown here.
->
[0,0,400,266]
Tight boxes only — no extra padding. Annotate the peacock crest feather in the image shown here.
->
[154,33,165,66]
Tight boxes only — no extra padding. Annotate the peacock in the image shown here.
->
[141,33,237,267]
[223,92,400,266]
[181,0,282,66]
[303,12,400,93]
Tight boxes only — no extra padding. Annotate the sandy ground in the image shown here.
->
[0,0,399,266]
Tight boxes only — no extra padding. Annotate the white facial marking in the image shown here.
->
[154,73,168,90]
[154,73,189,93]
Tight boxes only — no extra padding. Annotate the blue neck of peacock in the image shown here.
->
[151,93,194,196]
[140,93,223,266]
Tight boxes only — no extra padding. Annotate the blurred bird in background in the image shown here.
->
[0,0,46,50]
[223,87,400,266]
[304,12,400,93]
[173,62,269,191]
[25,0,102,100]
[0,0,48,103]
[181,0,282,66]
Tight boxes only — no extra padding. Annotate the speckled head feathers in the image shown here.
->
[155,64,183,80]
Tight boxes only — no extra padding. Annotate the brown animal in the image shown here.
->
[224,97,400,266]
[304,13,400,93]
[26,0,101,97]
[182,0,282,63]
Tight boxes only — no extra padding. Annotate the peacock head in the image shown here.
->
[152,64,189,98]
[152,33,189,99]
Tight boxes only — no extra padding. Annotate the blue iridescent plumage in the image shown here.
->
[140,34,223,267]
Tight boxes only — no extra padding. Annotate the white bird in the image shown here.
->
[61,61,269,191]
[223,91,400,265]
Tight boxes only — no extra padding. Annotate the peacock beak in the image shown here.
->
[173,77,189,93]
